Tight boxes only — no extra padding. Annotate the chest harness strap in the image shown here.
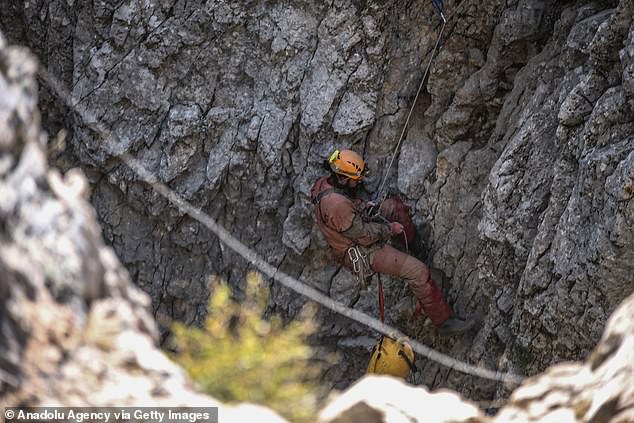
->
[314,181,385,321]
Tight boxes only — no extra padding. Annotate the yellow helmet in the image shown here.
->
[328,149,366,181]
[367,336,416,379]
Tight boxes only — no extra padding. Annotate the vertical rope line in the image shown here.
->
[375,18,446,203]
[38,42,525,386]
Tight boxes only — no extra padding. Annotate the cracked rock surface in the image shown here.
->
[319,289,634,422]
[3,0,633,404]
[0,33,287,423]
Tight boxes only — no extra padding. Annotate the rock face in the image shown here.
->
[318,289,634,422]
[3,0,633,403]
[0,33,198,405]
[1,14,634,423]
[494,289,634,422]
[0,36,287,423]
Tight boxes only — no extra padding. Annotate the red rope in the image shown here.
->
[377,274,385,322]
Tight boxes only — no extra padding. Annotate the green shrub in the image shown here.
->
[170,272,322,422]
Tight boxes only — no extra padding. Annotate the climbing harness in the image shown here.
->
[311,181,342,207]
[347,246,367,275]
[373,2,448,207]
[347,245,373,288]
[350,248,386,322]
[347,246,387,326]
[365,1,449,375]
[40,0,526,386]
[365,1,445,341]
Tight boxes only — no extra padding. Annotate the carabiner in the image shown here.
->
[347,247,361,274]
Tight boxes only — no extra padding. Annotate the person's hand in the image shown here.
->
[389,222,404,235]
[364,200,379,218]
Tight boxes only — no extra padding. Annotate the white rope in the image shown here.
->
[0,366,19,388]
[0,350,20,388]
[40,56,525,386]
[119,151,524,385]
[375,16,446,203]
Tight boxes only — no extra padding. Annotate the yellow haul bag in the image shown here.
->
[367,336,416,379]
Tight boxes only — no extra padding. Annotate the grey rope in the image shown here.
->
[118,151,524,385]
[40,60,525,386]
[375,15,446,204]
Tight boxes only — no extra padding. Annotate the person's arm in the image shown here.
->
[341,214,401,246]
[321,193,403,245]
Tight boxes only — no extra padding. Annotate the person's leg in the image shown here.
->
[370,244,452,326]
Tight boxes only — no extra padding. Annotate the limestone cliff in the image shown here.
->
[0,34,284,422]
[319,289,634,422]
[2,0,633,405]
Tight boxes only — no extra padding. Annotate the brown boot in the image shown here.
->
[437,316,475,336]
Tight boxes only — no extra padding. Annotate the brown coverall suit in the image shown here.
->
[310,175,453,326]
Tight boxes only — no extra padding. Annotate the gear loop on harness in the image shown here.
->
[347,245,374,289]
[348,247,385,325]
[347,246,362,274]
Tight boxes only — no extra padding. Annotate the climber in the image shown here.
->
[310,149,474,336]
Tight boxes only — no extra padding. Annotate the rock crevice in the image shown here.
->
[2,0,633,403]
